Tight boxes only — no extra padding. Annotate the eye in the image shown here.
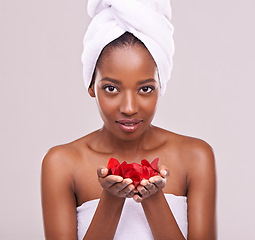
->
[103,85,118,93]
[139,86,154,94]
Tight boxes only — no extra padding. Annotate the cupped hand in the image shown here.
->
[133,166,170,203]
[97,167,136,198]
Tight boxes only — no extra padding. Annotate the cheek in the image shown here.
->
[139,97,158,117]
[96,94,118,117]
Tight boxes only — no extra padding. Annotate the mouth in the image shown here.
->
[116,119,143,133]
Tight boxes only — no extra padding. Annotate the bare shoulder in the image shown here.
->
[41,144,79,193]
[163,129,216,189]
[155,127,216,180]
[41,134,99,239]
[160,131,217,238]
[41,130,99,177]
[179,134,215,172]
[180,134,215,164]
[159,128,215,164]
[42,143,78,173]
[43,130,100,160]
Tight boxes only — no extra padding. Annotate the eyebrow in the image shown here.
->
[100,77,156,85]
[137,78,156,85]
[100,77,122,85]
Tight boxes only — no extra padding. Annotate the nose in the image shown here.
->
[119,91,138,116]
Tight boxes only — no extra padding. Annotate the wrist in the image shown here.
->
[141,189,164,205]
[101,189,126,205]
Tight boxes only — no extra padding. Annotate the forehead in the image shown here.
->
[96,45,158,82]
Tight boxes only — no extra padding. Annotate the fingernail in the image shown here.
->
[116,177,123,182]
[101,169,105,175]
[125,179,132,185]
[162,170,167,177]
[140,180,147,185]
[133,196,141,203]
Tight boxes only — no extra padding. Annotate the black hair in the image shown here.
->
[89,32,145,88]
[105,31,145,49]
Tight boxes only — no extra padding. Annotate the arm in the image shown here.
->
[83,190,125,239]
[136,169,185,240]
[186,141,217,239]
[135,141,217,240]
[41,147,135,240]
[141,190,186,240]
[84,169,134,240]
[41,146,77,240]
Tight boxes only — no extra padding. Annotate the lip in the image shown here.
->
[116,119,143,133]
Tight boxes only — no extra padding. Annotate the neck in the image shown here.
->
[96,125,156,161]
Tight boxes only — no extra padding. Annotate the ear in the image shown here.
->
[88,85,96,97]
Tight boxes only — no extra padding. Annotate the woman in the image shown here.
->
[41,1,216,239]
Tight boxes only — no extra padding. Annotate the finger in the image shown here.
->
[158,165,170,178]
[137,185,147,196]
[97,167,108,178]
[140,179,149,186]
[133,188,139,194]
[121,184,135,198]
[144,182,156,192]
[126,190,135,198]
[149,176,166,189]
[109,178,132,193]
[133,194,143,203]
[99,175,123,189]
[138,182,156,197]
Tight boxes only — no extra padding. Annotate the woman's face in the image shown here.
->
[90,44,160,141]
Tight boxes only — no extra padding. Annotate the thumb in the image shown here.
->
[97,167,108,178]
[159,165,170,178]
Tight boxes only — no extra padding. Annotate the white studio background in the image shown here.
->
[0,0,254,239]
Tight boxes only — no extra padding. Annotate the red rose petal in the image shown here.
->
[141,159,151,167]
[121,163,134,178]
[108,158,122,175]
[147,167,155,177]
[132,179,141,187]
[124,169,141,187]
[112,166,122,176]
[108,158,120,170]
[151,158,159,171]
[131,162,143,174]
[120,161,127,166]
[151,171,158,177]
[141,166,150,179]
[107,158,159,184]
[118,161,127,176]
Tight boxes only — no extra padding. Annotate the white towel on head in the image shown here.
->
[81,0,174,95]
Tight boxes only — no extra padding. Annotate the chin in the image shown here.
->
[112,126,149,142]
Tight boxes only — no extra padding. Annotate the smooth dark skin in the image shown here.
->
[41,44,217,240]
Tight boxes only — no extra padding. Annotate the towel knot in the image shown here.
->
[82,0,175,95]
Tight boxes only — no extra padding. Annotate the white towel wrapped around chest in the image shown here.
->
[81,0,174,95]
[76,194,187,239]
